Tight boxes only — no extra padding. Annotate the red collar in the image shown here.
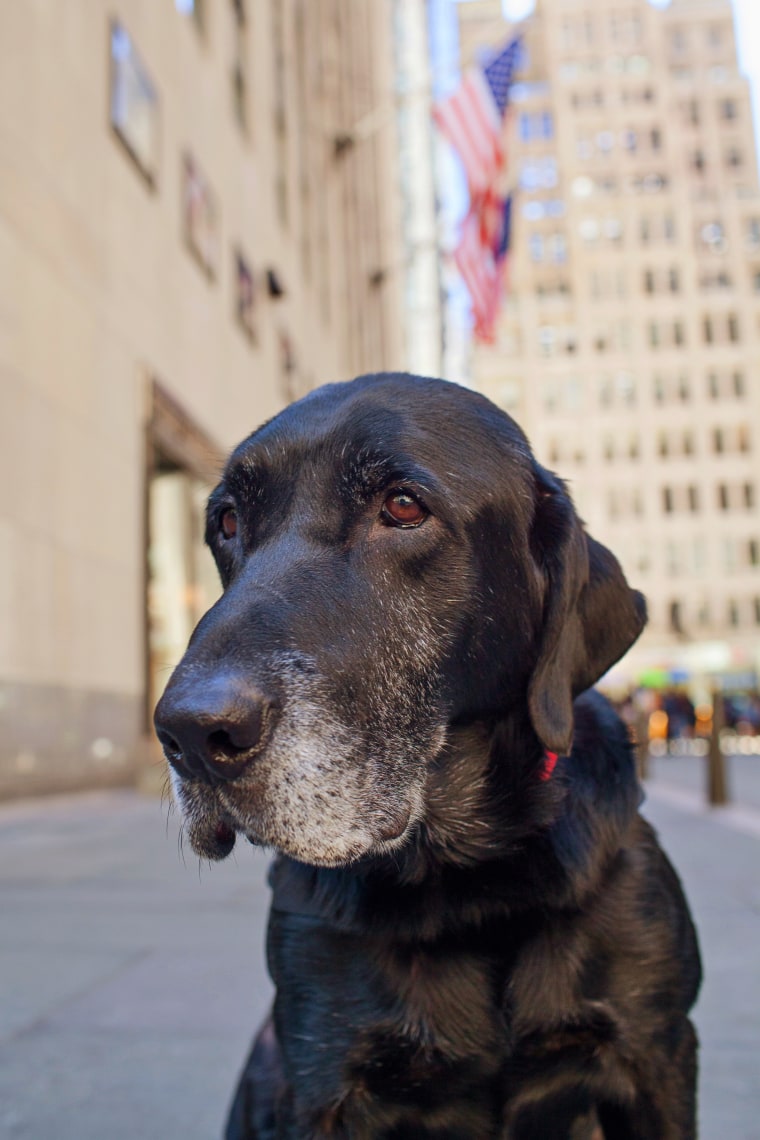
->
[540,750,559,781]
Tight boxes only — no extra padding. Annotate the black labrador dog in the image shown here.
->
[154,374,701,1139]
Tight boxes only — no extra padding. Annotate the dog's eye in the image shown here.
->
[382,491,427,528]
[220,508,238,540]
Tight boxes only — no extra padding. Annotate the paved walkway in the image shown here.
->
[0,792,273,1140]
[0,772,758,1139]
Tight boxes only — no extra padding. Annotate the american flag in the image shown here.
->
[454,193,513,343]
[433,35,523,194]
[454,209,499,342]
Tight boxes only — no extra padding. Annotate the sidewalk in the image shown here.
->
[641,782,760,1140]
[0,779,758,1140]
[0,791,273,1140]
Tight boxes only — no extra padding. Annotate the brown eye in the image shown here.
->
[382,491,427,528]
[220,508,238,540]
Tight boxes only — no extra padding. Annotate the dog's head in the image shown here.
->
[154,374,645,865]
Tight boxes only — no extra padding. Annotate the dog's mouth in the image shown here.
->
[175,773,420,867]
[211,819,237,857]
[182,801,238,861]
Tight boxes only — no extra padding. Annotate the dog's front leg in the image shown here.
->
[225,1013,285,1140]
[596,1017,698,1140]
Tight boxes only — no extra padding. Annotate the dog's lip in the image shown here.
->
[214,819,237,848]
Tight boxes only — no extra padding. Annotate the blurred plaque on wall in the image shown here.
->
[183,153,219,278]
[235,249,257,341]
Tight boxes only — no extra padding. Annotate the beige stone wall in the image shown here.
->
[0,0,403,796]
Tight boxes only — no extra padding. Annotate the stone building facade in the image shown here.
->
[0,0,407,796]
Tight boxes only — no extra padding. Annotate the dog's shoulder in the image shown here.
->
[546,689,657,906]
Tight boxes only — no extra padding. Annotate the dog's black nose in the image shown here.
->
[154,674,279,783]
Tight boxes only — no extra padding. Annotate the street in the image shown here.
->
[0,762,758,1140]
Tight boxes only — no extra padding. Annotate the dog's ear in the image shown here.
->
[527,466,647,755]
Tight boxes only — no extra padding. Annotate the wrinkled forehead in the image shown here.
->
[223,377,536,506]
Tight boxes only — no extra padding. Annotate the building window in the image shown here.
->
[176,0,204,32]
[707,24,723,49]
[720,98,737,120]
[728,314,740,342]
[744,483,755,509]
[519,111,554,141]
[538,327,556,357]
[109,21,160,187]
[548,233,568,263]
[671,29,687,54]
[521,157,558,190]
[699,221,726,252]
[662,486,674,513]
[272,0,288,226]
[734,371,745,397]
[718,484,729,510]
[724,538,738,571]
[703,316,713,345]
[669,601,684,634]
[617,371,636,404]
[231,0,249,132]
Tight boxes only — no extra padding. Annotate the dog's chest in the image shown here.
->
[271,916,509,1130]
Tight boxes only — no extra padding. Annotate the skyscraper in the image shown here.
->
[457,0,760,684]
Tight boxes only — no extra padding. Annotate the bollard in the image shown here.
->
[634,708,650,781]
[707,692,729,806]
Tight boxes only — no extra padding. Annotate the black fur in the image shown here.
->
[154,374,700,1139]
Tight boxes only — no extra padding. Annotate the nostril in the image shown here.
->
[207,729,248,759]
[156,730,183,766]
[156,730,204,779]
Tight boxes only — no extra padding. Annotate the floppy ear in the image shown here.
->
[527,467,647,754]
